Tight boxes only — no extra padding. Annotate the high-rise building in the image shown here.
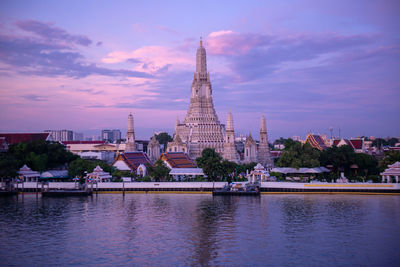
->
[73,132,84,141]
[101,129,121,142]
[44,130,73,142]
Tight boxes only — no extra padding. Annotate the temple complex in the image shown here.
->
[169,38,225,160]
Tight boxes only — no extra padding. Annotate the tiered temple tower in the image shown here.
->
[147,134,161,162]
[171,38,225,159]
[244,133,257,163]
[223,110,239,163]
[125,113,136,152]
[257,115,273,167]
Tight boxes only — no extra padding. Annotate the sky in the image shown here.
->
[0,0,399,141]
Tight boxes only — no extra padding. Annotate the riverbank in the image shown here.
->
[6,181,400,195]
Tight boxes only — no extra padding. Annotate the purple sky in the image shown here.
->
[0,0,399,141]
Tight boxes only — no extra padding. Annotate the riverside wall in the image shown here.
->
[14,182,400,194]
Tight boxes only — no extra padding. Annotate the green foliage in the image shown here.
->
[0,153,18,179]
[354,152,378,176]
[196,148,223,181]
[155,132,173,151]
[136,176,152,182]
[235,162,256,176]
[9,141,78,171]
[269,171,283,181]
[372,138,398,148]
[320,145,379,178]
[320,145,355,174]
[276,141,320,168]
[221,160,236,183]
[196,148,241,182]
[379,151,400,171]
[0,140,79,178]
[68,158,114,178]
[113,170,134,180]
[147,160,170,181]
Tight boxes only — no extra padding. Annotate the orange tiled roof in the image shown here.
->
[115,152,152,171]
[160,152,196,168]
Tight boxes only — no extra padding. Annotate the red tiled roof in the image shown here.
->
[349,139,363,150]
[161,152,196,168]
[62,141,106,145]
[270,151,282,158]
[121,152,152,170]
[333,140,340,146]
[0,133,50,145]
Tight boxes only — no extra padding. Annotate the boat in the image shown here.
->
[41,189,93,197]
[212,182,260,196]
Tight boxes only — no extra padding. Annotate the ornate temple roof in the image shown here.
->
[160,152,196,169]
[305,134,327,150]
[0,133,50,145]
[113,152,151,171]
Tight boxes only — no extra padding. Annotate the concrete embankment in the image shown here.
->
[12,182,400,195]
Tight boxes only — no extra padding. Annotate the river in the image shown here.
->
[0,193,399,266]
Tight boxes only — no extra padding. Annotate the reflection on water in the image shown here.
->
[0,194,399,266]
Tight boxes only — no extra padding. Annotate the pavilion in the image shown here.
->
[381,162,400,183]
[86,166,112,183]
[18,165,40,182]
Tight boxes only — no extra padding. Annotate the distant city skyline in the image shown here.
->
[1,0,399,140]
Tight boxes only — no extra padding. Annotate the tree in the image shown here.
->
[354,153,378,177]
[155,132,173,151]
[0,153,18,179]
[221,160,237,183]
[372,138,387,149]
[379,151,400,171]
[387,138,399,147]
[147,160,170,181]
[7,140,78,171]
[320,145,355,175]
[276,141,321,168]
[196,148,223,181]
[68,158,114,178]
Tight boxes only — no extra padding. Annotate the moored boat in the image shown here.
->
[212,182,260,196]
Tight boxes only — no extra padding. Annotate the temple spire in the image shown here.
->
[260,114,267,133]
[125,113,136,152]
[196,37,207,74]
[226,109,234,131]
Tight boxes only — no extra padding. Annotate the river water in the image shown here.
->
[0,193,399,266]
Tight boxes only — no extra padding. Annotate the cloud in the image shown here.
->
[102,45,192,74]
[76,89,104,95]
[21,94,47,101]
[156,25,179,35]
[16,20,92,46]
[0,21,152,79]
[205,30,376,82]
